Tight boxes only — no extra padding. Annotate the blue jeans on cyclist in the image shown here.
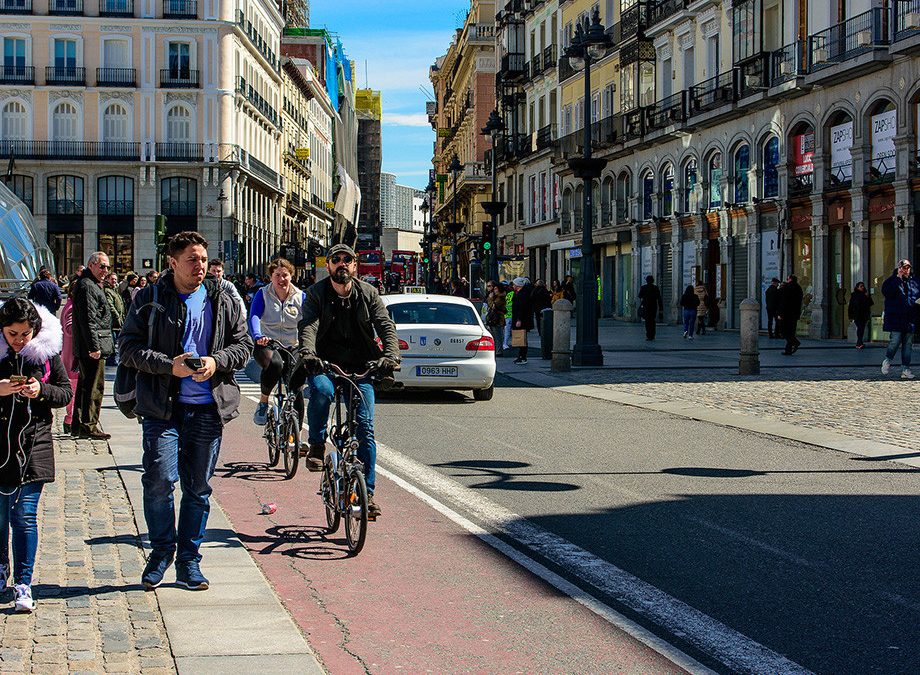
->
[305,374,376,494]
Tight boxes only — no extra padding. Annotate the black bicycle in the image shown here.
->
[262,340,302,479]
[318,361,386,555]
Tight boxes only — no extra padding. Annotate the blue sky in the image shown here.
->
[309,0,471,189]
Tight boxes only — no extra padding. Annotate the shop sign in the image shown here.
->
[295,148,310,160]
[871,109,897,175]
[760,229,780,327]
[682,240,696,287]
[829,122,853,182]
[640,245,652,281]
[437,128,450,137]
[793,132,815,176]
[568,247,582,259]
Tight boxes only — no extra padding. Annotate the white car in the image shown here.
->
[380,294,496,400]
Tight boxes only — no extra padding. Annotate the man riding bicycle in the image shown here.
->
[249,258,307,427]
[298,243,400,519]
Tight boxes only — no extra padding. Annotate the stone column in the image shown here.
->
[894,178,912,262]
[670,217,682,323]
[809,193,828,338]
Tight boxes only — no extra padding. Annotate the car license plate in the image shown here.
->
[416,366,458,377]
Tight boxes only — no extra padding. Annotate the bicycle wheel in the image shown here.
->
[344,469,368,555]
[266,408,280,467]
[321,457,340,533]
[282,414,300,479]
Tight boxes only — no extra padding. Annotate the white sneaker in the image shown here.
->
[13,584,33,613]
[682,331,688,339]
[881,358,891,375]
[902,369,915,380]
[688,336,694,341]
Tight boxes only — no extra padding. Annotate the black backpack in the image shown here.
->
[113,285,159,419]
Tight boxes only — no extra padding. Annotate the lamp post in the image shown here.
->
[217,188,227,260]
[481,109,506,284]
[566,10,611,367]
[448,154,462,283]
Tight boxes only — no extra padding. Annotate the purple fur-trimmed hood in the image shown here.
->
[0,300,64,365]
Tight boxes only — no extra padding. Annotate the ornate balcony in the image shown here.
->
[45,66,85,86]
[96,68,136,87]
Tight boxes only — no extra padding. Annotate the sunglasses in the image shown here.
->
[98,264,110,269]
[330,254,355,265]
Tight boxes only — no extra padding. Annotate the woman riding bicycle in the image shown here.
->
[249,258,306,426]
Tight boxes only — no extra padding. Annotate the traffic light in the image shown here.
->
[154,214,167,268]
[481,221,493,251]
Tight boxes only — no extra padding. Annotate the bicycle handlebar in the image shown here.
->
[322,361,373,380]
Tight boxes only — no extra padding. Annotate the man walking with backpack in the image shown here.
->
[880,259,920,379]
[119,231,251,591]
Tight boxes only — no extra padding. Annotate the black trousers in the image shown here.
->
[766,310,778,338]
[644,315,656,340]
[255,344,304,423]
[75,356,106,434]
[783,318,800,353]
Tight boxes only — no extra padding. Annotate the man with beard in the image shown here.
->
[296,244,400,520]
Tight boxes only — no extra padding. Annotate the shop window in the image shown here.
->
[708,153,722,208]
[661,164,673,216]
[683,158,697,213]
[642,171,653,220]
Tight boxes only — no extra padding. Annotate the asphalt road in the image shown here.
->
[371,374,920,675]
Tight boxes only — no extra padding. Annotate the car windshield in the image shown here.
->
[388,302,478,326]
[359,252,380,263]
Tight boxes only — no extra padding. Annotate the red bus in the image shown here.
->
[390,250,418,285]
[357,249,384,281]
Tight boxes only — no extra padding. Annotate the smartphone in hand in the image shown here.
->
[185,357,204,371]
[9,375,27,385]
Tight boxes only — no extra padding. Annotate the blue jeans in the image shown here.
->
[141,403,222,563]
[0,483,43,585]
[885,331,914,368]
[682,309,697,337]
[306,374,377,494]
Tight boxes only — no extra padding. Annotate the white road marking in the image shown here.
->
[376,443,813,675]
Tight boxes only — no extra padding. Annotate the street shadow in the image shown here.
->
[235,524,352,560]
[485,490,920,675]
[376,389,475,405]
[214,461,288,482]
[431,459,581,492]
[23,582,148,602]
[95,463,143,473]
[85,533,145,549]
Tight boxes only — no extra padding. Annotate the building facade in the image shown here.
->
[356,88,382,249]
[446,0,920,341]
[429,0,497,281]
[0,0,287,276]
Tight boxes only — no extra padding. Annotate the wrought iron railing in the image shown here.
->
[45,66,85,85]
[894,0,920,41]
[237,77,280,127]
[155,142,205,161]
[828,160,852,188]
[160,68,200,88]
[162,0,195,18]
[0,141,140,160]
[249,155,281,188]
[648,0,687,27]
[788,172,814,196]
[96,68,136,87]
[160,200,196,216]
[620,1,651,41]
[98,200,134,216]
[737,53,770,98]
[0,65,33,84]
[47,199,84,215]
[558,55,578,82]
[622,108,645,141]
[536,124,556,150]
[49,0,82,14]
[645,91,686,131]
[809,8,889,71]
[0,0,31,13]
[542,44,557,71]
[500,53,525,77]
[770,41,807,85]
[689,70,737,114]
[868,150,897,183]
[99,0,131,16]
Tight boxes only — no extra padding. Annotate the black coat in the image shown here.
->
[511,285,534,330]
[0,304,72,488]
[118,274,252,424]
[72,268,114,358]
[28,279,63,314]
[848,290,873,323]
[778,281,804,321]
[531,285,552,313]
[639,283,663,315]
[764,284,780,312]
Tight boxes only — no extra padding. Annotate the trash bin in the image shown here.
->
[541,308,553,359]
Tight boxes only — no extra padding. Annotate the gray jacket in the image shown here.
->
[118,273,252,424]
[72,268,114,358]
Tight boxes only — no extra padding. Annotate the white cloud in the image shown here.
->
[383,113,430,128]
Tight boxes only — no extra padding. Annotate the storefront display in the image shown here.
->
[792,229,813,336]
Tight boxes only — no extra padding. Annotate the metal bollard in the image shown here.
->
[738,298,760,375]
[552,299,573,372]
[541,308,553,359]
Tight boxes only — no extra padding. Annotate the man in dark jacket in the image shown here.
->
[297,243,400,519]
[530,279,552,336]
[764,277,781,339]
[638,275,663,341]
[119,231,251,591]
[71,252,114,439]
[510,277,533,364]
[778,274,804,355]
[880,259,920,379]
[27,268,62,315]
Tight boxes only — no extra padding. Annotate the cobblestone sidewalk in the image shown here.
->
[0,421,175,674]
[546,366,916,451]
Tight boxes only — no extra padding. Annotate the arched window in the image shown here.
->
[762,137,779,198]
[708,153,722,208]
[52,102,78,142]
[615,172,630,222]
[683,158,698,213]
[47,175,84,215]
[160,176,197,216]
[868,100,896,181]
[1,101,27,141]
[98,176,134,216]
[733,144,750,203]
[103,103,129,143]
[641,170,654,220]
[166,105,192,143]
[828,112,853,187]
[660,164,674,216]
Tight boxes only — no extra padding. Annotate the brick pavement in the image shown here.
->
[0,419,175,674]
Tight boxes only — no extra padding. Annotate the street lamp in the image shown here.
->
[217,188,227,259]
[448,154,463,283]
[566,9,611,367]
[481,109,506,284]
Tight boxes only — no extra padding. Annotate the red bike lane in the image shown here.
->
[211,417,686,673]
